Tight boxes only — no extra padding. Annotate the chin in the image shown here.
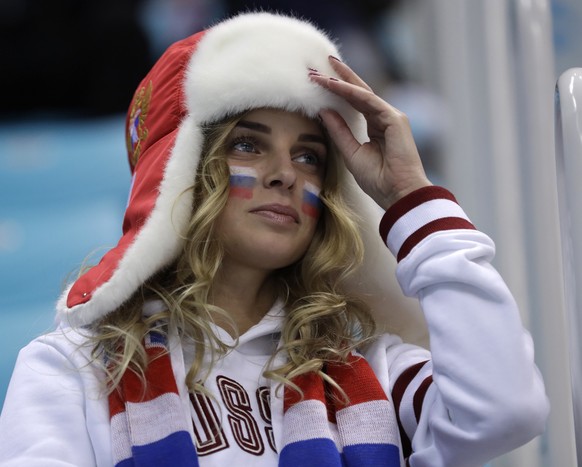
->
[260,253,304,271]
[237,246,306,271]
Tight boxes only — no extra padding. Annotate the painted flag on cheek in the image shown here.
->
[302,182,322,219]
[229,166,257,199]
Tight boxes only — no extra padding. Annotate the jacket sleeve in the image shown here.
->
[378,186,549,467]
[0,331,103,466]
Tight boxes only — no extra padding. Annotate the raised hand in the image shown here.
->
[309,57,432,210]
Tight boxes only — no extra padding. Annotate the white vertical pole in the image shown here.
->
[430,0,530,302]
[480,3,539,466]
[555,67,582,465]
[480,0,531,327]
[431,1,537,465]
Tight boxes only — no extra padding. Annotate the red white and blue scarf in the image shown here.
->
[108,331,401,466]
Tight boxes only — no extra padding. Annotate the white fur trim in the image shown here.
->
[57,119,204,327]
[185,12,367,142]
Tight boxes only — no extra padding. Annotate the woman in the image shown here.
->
[0,12,548,467]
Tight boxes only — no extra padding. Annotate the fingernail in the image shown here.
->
[309,71,322,77]
[329,55,342,62]
[308,67,319,72]
[329,77,339,82]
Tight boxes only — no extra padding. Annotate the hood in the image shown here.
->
[56,12,427,346]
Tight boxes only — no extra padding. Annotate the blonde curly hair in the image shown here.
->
[89,110,376,396]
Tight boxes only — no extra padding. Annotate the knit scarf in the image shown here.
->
[108,331,401,466]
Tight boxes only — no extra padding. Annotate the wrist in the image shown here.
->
[376,179,433,211]
[379,186,475,261]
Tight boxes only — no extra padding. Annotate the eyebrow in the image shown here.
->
[236,120,327,146]
[236,120,271,133]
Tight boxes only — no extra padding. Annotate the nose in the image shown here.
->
[263,151,296,190]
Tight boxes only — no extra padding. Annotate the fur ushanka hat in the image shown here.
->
[57,12,428,346]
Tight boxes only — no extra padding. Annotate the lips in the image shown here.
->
[249,203,300,223]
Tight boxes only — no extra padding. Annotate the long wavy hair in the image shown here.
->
[89,110,376,396]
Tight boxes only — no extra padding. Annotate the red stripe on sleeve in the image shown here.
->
[379,186,458,241]
[396,217,476,261]
[413,375,433,422]
[392,360,429,459]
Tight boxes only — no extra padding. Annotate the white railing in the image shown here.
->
[555,67,582,466]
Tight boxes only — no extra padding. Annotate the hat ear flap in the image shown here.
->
[57,12,428,347]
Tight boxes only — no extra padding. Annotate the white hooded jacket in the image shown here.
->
[0,189,549,467]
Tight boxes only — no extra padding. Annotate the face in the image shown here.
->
[214,108,328,273]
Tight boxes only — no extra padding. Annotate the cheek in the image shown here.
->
[228,166,257,200]
[301,181,323,219]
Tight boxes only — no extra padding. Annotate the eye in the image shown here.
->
[231,136,259,153]
[294,151,323,167]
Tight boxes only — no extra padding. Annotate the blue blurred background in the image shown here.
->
[0,117,129,400]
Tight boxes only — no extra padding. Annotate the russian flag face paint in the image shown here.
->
[302,182,322,219]
[229,166,257,199]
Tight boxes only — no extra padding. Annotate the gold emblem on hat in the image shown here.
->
[127,81,153,168]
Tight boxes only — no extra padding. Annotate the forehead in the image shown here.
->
[239,108,324,137]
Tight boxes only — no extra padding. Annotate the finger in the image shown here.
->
[328,80,389,116]
[319,109,361,163]
[328,56,373,92]
[310,73,397,122]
